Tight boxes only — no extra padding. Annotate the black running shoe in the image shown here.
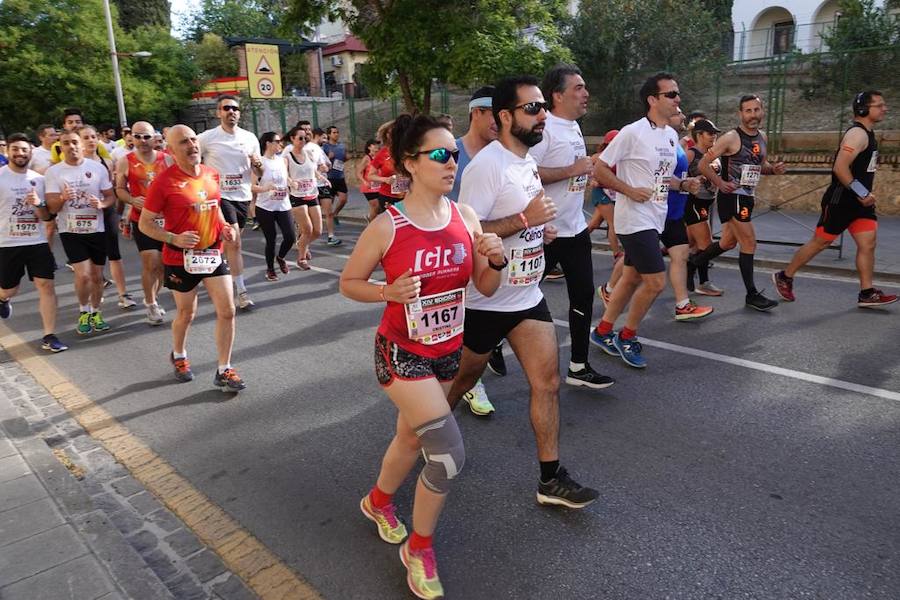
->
[565,364,614,389]
[536,467,599,509]
[487,344,507,377]
[745,290,778,312]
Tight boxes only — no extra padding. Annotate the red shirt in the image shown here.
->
[144,164,224,266]
[377,201,473,358]
[370,147,403,198]
[126,151,170,222]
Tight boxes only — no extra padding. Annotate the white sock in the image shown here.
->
[90,305,99,314]
[173,350,187,360]
[234,275,246,292]
[569,361,585,372]
[217,364,231,374]
[676,299,690,309]
[80,304,91,313]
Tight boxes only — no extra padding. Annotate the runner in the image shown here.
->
[29,124,57,174]
[588,72,688,368]
[450,75,603,508]
[78,125,136,311]
[284,126,321,270]
[308,127,341,246]
[45,129,115,335]
[197,95,263,310]
[692,94,785,311]
[0,133,67,352]
[251,132,295,281]
[0,138,6,166]
[774,91,897,307]
[340,113,505,600]
[591,130,624,307]
[98,125,118,154]
[684,118,725,296]
[50,108,110,164]
[369,120,408,213]
[115,120,172,325]
[139,125,245,392]
[322,126,349,222]
[530,64,614,387]
[357,138,383,221]
[680,111,707,150]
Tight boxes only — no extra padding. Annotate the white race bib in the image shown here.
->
[740,165,761,188]
[332,159,345,172]
[291,178,316,197]
[390,176,410,195]
[507,245,544,286]
[567,175,587,194]
[867,151,878,173]
[221,173,243,193]
[8,216,40,238]
[405,288,465,345]
[653,175,670,203]
[66,213,99,234]
[183,249,222,274]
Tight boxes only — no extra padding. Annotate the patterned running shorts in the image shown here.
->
[374,333,462,386]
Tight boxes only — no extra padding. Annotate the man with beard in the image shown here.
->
[449,75,600,509]
[691,95,785,311]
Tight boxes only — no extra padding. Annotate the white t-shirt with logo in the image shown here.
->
[601,117,678,235]
[0,167,47,247]
[29,146,53,174]
[255,156,291,212]
[528,112,588,238]
[198,125,259,202]
[459,140,545,312]
[44,159,111,234]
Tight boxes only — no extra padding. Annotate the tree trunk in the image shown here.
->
[422,84,431,115]
[397,71,419,113]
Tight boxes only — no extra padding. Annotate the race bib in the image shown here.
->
[332,159,345,172]
[867,151,878,173]
[221,173,244,193]
[567,174,587,194]
[183,249,222,274]
[740,165,761,188]
[272,186,288,200]
[653,175,670,203]
[66,213,99,234]
[291,178,316,197]
[507,244,544,286]
[391,176,410,195]
[8,216,39,237]
[405,288,465,345]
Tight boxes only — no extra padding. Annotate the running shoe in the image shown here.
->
[745,290,778,312]
[41,334,68,353]
[237,291,255,310]
[612,334,646,368]
[214,368,246,392]
[399,541,444,600]
[76,312,92,335]
[695,281,724,297]
[146,303,164,326]
[170,353,193,382]
[536,467,599,509]
[249,218,260,231]
[463,379,495,416]
[334,216,341,226]
[276,256,289,275]
[597,283,612,307]
[117,293,137,310]
[103,278,113,289]
[296,259,310,271]
[265,270,279,282]
[360,494,408,544]
[487,344,506,377]
[858,288,898,308]
[0,299,10,319]
[90,312,111,332]
[589,329,619,357]
[565,364,615,389]
[772,271,795,302]
[675,300,714,321]
[545,266,565,281]
[326,236,343,247]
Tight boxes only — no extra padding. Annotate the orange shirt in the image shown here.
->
[126,151,170,222]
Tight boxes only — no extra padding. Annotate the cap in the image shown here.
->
[603,130,619,144]
[692,119,720,134]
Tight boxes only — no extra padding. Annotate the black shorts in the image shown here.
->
[0,244,55,289]
[103,207,121,261]
[317,185,334,200]
[163,261,231,293]
[378,195,398,212]
[660,218,689,249]
[328,177,348,194]
[60,232,107,266]
[364,191,381,202]
[133,221,163,252]
[817,188,877,237]
[684,195,714,226]
[463,298,552,354]
[718,193,754,223]
[374,333,461,386]
[290,196,319,208]
[220,198,249,229]
[619,229,665,274]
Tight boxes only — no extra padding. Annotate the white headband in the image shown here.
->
[468,97,492,111]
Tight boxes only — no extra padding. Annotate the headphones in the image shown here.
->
[853,92,870,117]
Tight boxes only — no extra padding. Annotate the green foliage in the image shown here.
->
[189,33,240,81]
[284,0,571,113]
[114,0,170,31]
[183,0,288,41]
[281,52,309,90]
[566,0,725,132]
[820,0,900,51]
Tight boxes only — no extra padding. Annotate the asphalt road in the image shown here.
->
[3,220,899,599]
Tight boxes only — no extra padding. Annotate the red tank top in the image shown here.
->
[127,151,169,222]
[377,200,473,358]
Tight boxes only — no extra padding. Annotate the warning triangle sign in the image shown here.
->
[255,56,273,74]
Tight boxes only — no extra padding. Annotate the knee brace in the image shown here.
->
[415,415,465,494]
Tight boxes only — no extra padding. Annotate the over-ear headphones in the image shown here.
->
[853,92,869,117]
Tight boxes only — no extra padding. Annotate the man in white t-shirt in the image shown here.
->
[45,130,116,336]
[529,64,611,388]
[305,127,340,246]
[589,72,696,369]
[198,95,263,310]
[450,75,603,510]
[0,134,67,353]
[29,124,57,174]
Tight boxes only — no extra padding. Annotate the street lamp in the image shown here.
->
[102,0,151,128]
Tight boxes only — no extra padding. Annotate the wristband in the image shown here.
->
[379,284,387,302]
[848,179,869,199]
[488,257,509,271]
[518,212,529,230]
[165,232,174,245]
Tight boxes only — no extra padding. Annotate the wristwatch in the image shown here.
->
[489,257,509,271]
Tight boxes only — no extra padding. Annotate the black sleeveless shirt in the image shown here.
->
[721,128,765,197]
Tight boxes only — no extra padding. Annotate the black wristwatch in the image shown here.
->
[488,257,508,271]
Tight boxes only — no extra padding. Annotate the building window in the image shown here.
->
[772,20,794,55]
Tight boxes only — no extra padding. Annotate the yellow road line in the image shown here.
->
[0,325,321,600]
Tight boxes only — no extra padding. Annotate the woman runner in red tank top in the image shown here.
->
[341,114,506,599]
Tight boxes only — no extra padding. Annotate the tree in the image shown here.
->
[183,0,286,42]
[189,33,240,81]
[283,0,572,113]
[114,0,170,31]
[820,0,900,51]
[281,52,310,91]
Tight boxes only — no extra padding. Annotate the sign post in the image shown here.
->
[246,44,283,99]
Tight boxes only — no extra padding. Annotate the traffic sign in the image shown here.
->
[257,77,275,97]
[247,44,282,99]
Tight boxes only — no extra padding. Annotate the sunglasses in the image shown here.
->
[272,138,283,144]
[513,101,549,115]
[133,134,154,141]
[414,147,459,164]
[656,91,681,99]
[221,105,241,112]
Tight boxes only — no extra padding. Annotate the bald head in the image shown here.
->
[132,121,155,154]
[167,125,200,170]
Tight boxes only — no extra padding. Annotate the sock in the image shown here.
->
[620,327,637,340]
[540,460,560,482]
[173,351,187,360]
[780,270,793,281]
[80,304,91,313]
[217,364,232,374]
[698,262,710,284]
[42,333,52,341]
[569,361,585,372]
[676,299,690,309]
[596,320,614,335]
[234,275,246,292]
[860,287,874,296]
[692,242,724,266]
[369,485,393,509]
[738,253,756,295]
[408,532,433,552]
[90,306,99,314]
